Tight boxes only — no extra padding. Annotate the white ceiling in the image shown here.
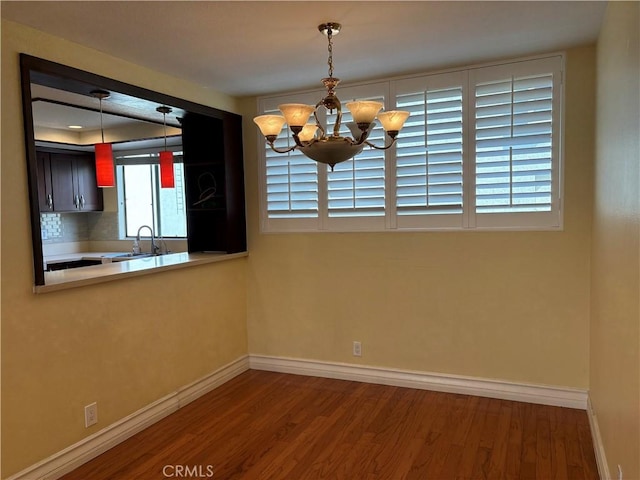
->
[2,1,607,98]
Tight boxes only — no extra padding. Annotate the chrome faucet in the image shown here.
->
[135,225,159,255]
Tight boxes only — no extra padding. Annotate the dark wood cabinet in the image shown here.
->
[181,111,246,253]
[37,150,54,211]
[37,149,103,212]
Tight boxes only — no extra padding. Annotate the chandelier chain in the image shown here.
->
[327,27,334,78]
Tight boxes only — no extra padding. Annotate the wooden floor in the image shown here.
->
[60,370,598,480]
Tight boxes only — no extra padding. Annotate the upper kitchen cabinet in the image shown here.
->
[36,150,54,211]
[37,149,103,212]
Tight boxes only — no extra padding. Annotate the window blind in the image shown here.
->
[474,74,554,213]
[325,96,386,218]
[395,87,464,215]
[264,110,319,219]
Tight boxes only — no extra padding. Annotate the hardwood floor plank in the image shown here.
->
[59,371,598,480]
[505,401,525,480]
[520,402,539,479]
[548,406,569,480]
[455,396,491,480]
[404,392,460,479]
[578,421,600,480]
[536,413,553,480]
[486,401,513,479]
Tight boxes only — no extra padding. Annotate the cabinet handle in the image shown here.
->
[47,194,53,209]
[74,194,79,208]
[80,195,85,209]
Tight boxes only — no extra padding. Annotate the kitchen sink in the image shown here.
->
[110,253,163,262]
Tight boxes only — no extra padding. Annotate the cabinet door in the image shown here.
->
[37,151,54,211]
[50,154,77,211]
[74,154,103,211]
[48,153,103,212]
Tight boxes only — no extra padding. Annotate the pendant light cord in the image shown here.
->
[99,97,105,143]
[163,111,167,150]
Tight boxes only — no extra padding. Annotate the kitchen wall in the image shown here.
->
[1,20,247,477]
[242,45,595,389]
[591,2,640,478]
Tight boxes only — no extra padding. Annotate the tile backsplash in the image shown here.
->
[41,212,118,244]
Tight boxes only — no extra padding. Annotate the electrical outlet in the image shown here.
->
[617,464,623,480]
[84,402,98,428]
[353,341,362,357]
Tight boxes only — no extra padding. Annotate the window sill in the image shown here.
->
[35,251,248,294]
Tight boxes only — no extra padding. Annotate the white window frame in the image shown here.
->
[116,149,187,239]
[257,53,564,233]
[468,56,563,229]
[392,70,468,230]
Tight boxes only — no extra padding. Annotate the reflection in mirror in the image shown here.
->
[21,54,247,287]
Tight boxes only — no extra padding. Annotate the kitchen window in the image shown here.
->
[117,152,187,238]
[258,54,563,232]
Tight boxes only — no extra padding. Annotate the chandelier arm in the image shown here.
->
[350,130,370,146]
[267,142,298,154]
[313,103,326,139]
[292,134,316,148]
[332,106,343,137]
[363,137,398,151]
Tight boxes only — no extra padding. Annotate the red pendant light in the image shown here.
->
[91,90,115,188]
[157,106,175,188]
[95,143,115,187]
[159,150,175,188]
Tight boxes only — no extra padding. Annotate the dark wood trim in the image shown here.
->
[22,54,230,120]
[20,55,45,285]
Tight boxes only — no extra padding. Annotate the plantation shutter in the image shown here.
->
[259,92,321,230]
[393,72,465,229]
[470,57,562,228]
[265,123,319,218]
[325,94,387,221]
[257,55,563,232]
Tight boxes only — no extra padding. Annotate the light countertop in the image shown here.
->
[44,251,136,267]
[37,251,248,294]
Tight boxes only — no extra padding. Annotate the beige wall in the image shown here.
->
[1,20,248,477]
[591,2,640,479]
[243,46,595,388]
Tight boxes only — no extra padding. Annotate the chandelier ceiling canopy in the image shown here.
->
[254,22,410,170]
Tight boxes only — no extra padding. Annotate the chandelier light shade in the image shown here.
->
[156,106,175,188]
[253,115,287,138]
[91,90,115,187]
[253,22,410,170]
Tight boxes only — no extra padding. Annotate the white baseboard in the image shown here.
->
[587,397,611,480]
[249,354,588,409]
[7,355,250,480]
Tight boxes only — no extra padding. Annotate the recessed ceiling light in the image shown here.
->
[68,125,83,129]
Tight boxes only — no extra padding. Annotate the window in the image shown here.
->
[258,55,563,232]
[117,153,187,238]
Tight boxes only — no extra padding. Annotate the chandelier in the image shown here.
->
[253,22,410,170]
